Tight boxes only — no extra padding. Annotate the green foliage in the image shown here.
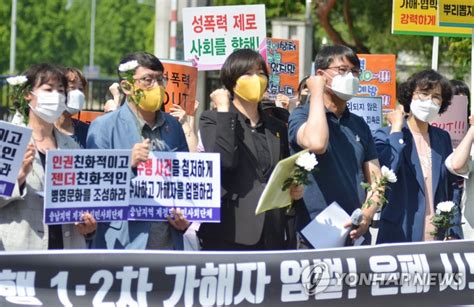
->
[0,0,155,76]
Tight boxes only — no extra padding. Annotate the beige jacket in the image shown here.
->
[0,129,87,251]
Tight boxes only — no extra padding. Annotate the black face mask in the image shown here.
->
[299,94,310,105]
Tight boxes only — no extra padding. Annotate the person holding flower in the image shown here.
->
[1,63,96,251]
[288,45,382,246]
[198,49,303,250]
[374,69,462,243]
[86,52,190,250]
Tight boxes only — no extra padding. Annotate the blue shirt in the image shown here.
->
[288,103,378,219]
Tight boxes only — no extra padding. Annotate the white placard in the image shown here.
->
[347,96,383,133]
[183,4,267,71]
[0,121,32,197]
[44,149,131,224]
[129,151,221,222]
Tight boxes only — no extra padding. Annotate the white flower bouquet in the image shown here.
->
[430,201,460,240]
[6,75,29,125]
[361,165,397,209]
[281,152,318,191]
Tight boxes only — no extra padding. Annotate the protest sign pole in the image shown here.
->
[471,29,473,115]
[431,36,439,70]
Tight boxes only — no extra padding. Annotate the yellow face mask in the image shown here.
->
[136,86,165,112]
[233,74,268,104]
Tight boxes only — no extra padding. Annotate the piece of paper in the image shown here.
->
[301,202,364,249]
[255,150,308,215]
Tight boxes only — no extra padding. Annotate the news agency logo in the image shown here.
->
[301,262,331,295]
[300,261,464,295]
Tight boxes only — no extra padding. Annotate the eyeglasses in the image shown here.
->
[327,66,361,77]
[133,75,168,88]
[414,91,442,105]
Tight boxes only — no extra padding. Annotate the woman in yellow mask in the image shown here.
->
[198,49,303,250]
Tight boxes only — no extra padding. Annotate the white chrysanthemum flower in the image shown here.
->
[296,152,318,172]
[436,201,455,213]
[6,75,27,86]
[118,60,139,72]
[381,165,397,183]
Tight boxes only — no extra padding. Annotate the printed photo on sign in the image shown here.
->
[129,151,221,222]
[183,4,267,71]
[266,38,299,100]
[431,95,468,148]
[0,121,32,197]
[44,149,131,224]
[161,60,198,116]
[347,96,383,134]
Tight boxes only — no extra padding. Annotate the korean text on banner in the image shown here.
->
[183,4,267,71]
[266,38,299,100]
[347,96,383,134]
[161,60,198,116]
[357,54,396,111]
[392,0,471,36]
[0,121,32,197]
[44,149,131,224]
[431,95,468,148]
[129,151,221,222]
[439,0,474,28]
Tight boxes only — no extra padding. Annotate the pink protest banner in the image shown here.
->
[431,95,468,148]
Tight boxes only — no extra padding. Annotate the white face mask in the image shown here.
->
[66,89,85,114]
[329,72,360,101]
[410,99,440,123]
[331,72,359,101]
[31,90,66,124]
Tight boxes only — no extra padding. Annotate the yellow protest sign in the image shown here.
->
[439,0,474,28]
[392,0,471,37]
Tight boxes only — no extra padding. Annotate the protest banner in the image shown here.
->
[0,121,32,197]
[347,96,383,133]
[44,149,131,224]
[266,38,300,100]
[439,0,474,28]
[129,151,221,222]
[183,4,267,71]
[357,54,396,111]
[0,240,473,306]
[392,0,471,37]
[161,60,198,115]
[431,95,468,148]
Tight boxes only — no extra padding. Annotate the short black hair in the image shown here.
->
[450,79,470,98]
[23,63,68,92]
[297,75,310,97]
[117,52,164,80]
[220,48,269,95]
[314,45,360,71]
[66,67,87,89]
[398,69,452,115]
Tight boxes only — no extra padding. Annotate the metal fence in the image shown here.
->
[0,76,119,121]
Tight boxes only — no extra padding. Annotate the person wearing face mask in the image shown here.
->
[374,69,462,243]
[288,45,382,248]
[0,63,96,251]
[197,49,303,250]
[55,67,89,148]
[86,52,189,250]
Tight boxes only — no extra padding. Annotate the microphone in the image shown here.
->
[345,208,363,246]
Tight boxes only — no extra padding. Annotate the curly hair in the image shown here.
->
[398,69,452,115]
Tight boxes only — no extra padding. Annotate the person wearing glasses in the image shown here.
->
[86,52,189,250]
[374,69,462,243]
[288,45,382,248]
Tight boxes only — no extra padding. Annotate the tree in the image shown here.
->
[0,0,155,76]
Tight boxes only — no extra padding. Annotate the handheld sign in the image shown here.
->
[129,151,221,222]
[0,121,32,197]
[431,95,469,148]
[347,96,383,134]
[183,4,267,71]
[44,149,131,224]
